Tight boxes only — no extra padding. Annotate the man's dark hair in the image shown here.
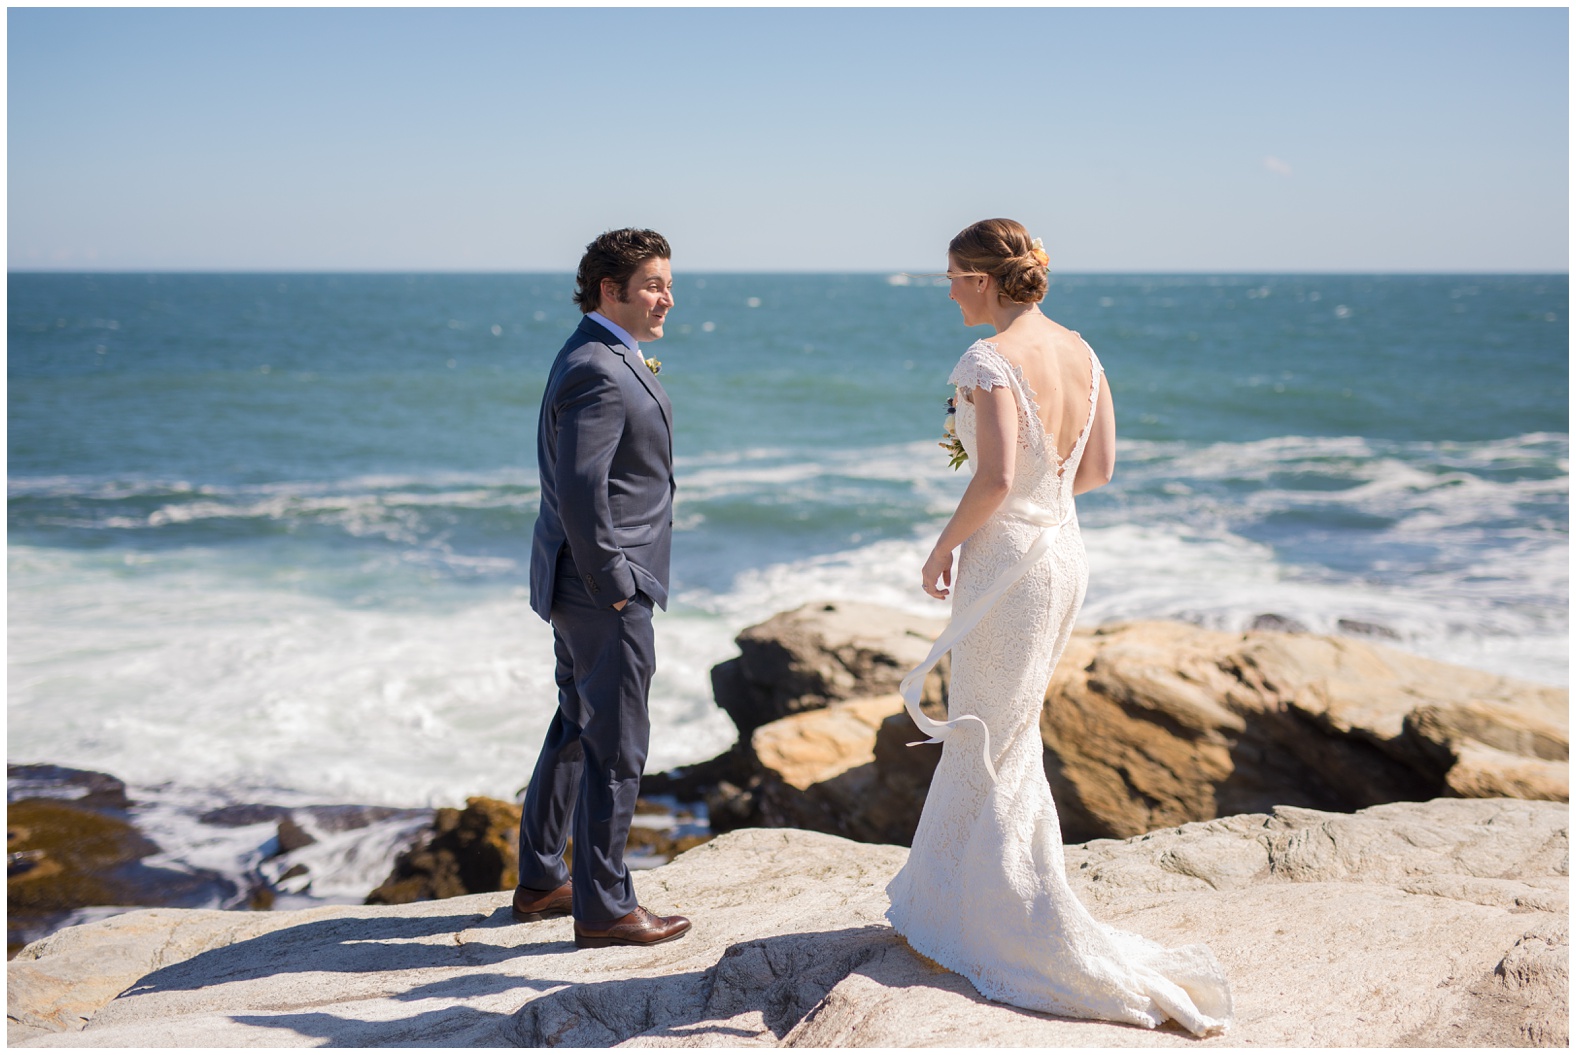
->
[573,228,672,313]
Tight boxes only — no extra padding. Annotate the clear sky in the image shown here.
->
[8,7,1569,273]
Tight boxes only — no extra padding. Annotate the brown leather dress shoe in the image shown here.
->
[573,906,691,948]
[511,881,572,922]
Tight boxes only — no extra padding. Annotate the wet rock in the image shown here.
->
[7,765,131,812]
[363,795,711,905]
[365,797,522,905]
[7,800,163,913]
[273,817,315,856]
[197,804,291,827]
[1249,612,1308,633]
[7,795,233,957]
[627,799,711,862]
[1336,617,1401,639]
[298,804,427,834]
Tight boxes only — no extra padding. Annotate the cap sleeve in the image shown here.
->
[948,341,1014,391]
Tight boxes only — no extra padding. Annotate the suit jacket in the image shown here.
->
[530,316,675,621]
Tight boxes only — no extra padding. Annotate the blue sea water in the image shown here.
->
[9,272,1569,842]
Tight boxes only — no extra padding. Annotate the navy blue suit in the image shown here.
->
[519,316,674,922]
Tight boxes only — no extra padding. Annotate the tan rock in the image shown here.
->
[751,695,899,791]
[708,601,947,737]
[746,694,931,845]
[9,799,1566,1047]
[1038,621,1567,841]
[743,611,1567,845]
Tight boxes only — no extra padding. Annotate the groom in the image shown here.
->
[514,228,690,948]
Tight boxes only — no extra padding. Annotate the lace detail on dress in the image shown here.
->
[886,335,1233,1036]
[948,340,1050,470]
[947,339,1015,392]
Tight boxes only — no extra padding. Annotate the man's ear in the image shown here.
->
[599,276,624,306]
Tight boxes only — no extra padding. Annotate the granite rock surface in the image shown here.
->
[10,798,1565,1047]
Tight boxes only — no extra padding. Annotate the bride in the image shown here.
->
[886,218,1233,1036]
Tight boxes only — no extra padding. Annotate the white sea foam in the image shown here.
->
[677,512,1566,688]
[62,781,435,912]
[8,430,1566,822]
[7,468,542,501]
[675,441,957,500]
[8,546,736,809]
[1079,521,1567,686]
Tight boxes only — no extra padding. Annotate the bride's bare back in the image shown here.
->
[980,313,1098,468]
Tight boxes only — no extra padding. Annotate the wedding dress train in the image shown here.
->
[886,338,1233,1036]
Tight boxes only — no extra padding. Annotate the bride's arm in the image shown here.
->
[1072,383,1116,495]
[922,384,1017,599]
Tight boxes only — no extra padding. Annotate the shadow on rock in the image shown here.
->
[117,906,554,999]
[229,1005,520,1047]
[161,924,978,1047]
[511,925,954,1046]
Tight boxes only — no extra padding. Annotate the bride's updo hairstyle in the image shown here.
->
[948,218,1049,305]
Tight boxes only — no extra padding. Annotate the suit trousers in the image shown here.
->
[516,562,653,922]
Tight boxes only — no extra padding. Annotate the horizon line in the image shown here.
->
[9,267,1570,277]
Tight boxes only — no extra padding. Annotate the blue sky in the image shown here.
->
[8,7,1569,272]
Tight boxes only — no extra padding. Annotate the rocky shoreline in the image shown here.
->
[6,767,704,958]
[7,765,246,957]
[12,605,1569,937]
[9,602,1569,1043]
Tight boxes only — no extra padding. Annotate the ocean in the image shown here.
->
[8,271,1568,903]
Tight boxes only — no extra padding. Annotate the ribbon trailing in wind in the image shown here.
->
[897,497,1075,785]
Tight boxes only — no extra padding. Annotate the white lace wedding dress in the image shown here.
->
[886,338,1233,1036]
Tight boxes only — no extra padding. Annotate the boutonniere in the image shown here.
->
[940,396,967,469]
[645,358,662,376]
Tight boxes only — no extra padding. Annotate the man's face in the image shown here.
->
[600,257,674,343]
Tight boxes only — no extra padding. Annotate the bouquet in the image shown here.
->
[940,396,967,470]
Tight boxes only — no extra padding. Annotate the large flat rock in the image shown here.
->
[10,798,1566,1047]
[719,612,1567,847]
[1043,620,1568,841]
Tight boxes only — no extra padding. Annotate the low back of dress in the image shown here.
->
[950,335,1101,523]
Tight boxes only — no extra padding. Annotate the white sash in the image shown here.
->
[897,496,1074,783]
